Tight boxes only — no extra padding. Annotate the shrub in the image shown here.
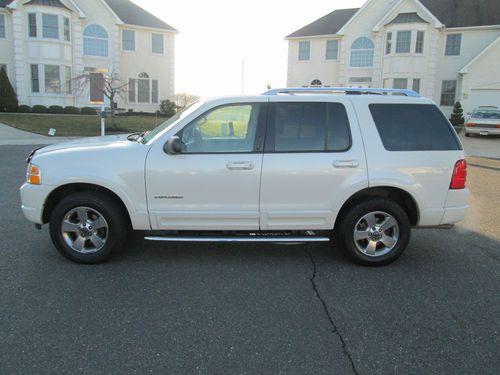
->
[18,105,32,113]
[0,67,18,112]
[64,106,80,115]
[128,108,133,114]
[48,105,64,114]
[32,105,48,113]
[81,107,98,115]
[160,99,176,118]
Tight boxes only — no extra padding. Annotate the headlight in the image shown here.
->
[27,164,42,185]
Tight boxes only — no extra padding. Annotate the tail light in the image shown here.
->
[496,124,500,128]
[450,160,467,189]
[466,123,476,128]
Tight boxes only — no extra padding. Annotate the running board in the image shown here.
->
[144,235,330,243]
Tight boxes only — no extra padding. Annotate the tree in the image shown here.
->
[174,92,200,109]
[0,68,18,112]
[160,99,177,117]
[450,101,465,126]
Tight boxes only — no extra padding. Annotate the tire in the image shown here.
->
[49,191,129,264]
[336,198,411,266]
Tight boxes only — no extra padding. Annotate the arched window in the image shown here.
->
[311,79,322,86]
[83,24,108,57]
[350,37,374,67]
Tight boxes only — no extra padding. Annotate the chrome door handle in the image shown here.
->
[334,160,359,168]
[227,162,254,170]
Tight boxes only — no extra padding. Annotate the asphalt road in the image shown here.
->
[1,145,499,375]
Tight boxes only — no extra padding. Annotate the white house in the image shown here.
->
[0,0,177,112]
[286,0,500,114]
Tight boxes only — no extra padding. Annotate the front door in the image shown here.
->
[146,101,267,230]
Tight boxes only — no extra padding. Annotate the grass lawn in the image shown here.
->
[0,113,167,137]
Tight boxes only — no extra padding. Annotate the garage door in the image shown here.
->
[469,89,500,111]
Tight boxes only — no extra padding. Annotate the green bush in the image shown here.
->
[48,105,64,114]
[0,68,18,112]
[18,105,32,113]
[64,106,80,115]
[32,105,48,113]
[81,107,98,115]
[449,102,465,126]
[160,99,176,118]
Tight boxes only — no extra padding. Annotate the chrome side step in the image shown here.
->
[144,235,330,243]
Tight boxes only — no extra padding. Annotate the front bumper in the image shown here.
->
[19,183,54,224]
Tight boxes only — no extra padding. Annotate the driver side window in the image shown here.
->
[178,104,260,153]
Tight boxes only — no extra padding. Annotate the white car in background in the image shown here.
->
[465,106,500,137]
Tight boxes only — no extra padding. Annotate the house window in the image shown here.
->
[415,31,424,54]
[123,30,135,51]
[152,33,164,54]
[311,79,322,86]
[63,17,70,41]
[28,13,37,37]
[326,40,339,60]
[30,64,39,93]
[64,66,71,94]
[440,80,457,106]
[395,31,411,53]
[393,78,408,89]
[152,80,159,103]
[128,78,136,102]
[350,37,374,67]
[44,64,60,93]
[298,41,310,61]
[42,14,59,39]
[412,78,421,93]
[445,34,462,56]
[385,32,392,54]
[0,14,5,38]
[138,72,150,103]
[83,24,109,57]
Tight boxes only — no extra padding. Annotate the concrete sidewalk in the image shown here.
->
[0,123,74,146]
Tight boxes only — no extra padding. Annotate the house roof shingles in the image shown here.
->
[287,0,500,38]
[104,0,177,32]
[25,0,70,10]
[0,0,14,7]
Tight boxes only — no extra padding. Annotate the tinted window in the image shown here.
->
[270,102,350,152]
[369,104,460,151]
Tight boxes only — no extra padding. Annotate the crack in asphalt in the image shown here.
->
[304,248,360,375]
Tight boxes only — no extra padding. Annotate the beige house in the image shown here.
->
[286,0,500,114]
[0,0,177,112]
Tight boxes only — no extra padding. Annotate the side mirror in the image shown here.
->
[164,136,182,154]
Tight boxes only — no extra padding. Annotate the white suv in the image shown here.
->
[20,88,469,266]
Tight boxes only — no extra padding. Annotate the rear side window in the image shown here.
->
[268,102,351,152]
[369,104,461,151]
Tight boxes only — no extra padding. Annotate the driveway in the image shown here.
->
[1,145,499,374]
[0,123,73,145]
[460,133,500,159]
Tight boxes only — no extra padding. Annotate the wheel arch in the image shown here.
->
[334,186,420,229]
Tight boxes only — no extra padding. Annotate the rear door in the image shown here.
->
[259,97,368,230]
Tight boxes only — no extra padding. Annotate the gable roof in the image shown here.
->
[419,0,500,28]
[25,0,70,10]
[103,0,177,32]
[0,0,14,7]
[286,8,359,38]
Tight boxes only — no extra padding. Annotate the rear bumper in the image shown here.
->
[441,188,469,225]
[465,127,500,135]
[19,183,53,224]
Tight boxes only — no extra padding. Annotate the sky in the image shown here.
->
[133,0,366,97]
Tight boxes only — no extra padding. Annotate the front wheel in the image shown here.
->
[49,191,129,264]
[337,198,411,266]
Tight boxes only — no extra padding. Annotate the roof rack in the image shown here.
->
[263,87,420,97]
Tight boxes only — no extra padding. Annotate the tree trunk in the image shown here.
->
[110,92,116,128]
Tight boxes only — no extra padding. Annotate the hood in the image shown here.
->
[34,134,132,156]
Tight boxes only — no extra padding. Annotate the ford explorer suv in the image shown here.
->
[20,87,469,266]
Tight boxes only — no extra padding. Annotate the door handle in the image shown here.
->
[227,162,254,170]
[333,160,359,168]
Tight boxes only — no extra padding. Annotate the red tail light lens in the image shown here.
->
[466,123,476,128]
[450,160,467,189]
[496,124,500,129]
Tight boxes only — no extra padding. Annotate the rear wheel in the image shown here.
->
[49,191,129,264]
[337,198,411,266]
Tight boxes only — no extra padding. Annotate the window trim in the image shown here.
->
[350,37,374,68]
[174,103,268,155]
[28,13,37,38]
[30,64,40,93]
[42,13,59,40]
[63,17,70,42]
[298,41,310,61]
[445,33,462,56]
[415,31,424,54]
[264,102,352,154]
[151,33,164,54]
[385,32,392,55]
[44,64,61,94]
[440,80,457,106]
[122,29,135,52]
[325,40,339,60]
[83,24,109,57]
[395,30,412,54]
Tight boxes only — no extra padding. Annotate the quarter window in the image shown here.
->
[415,31,424,53]
[28,13,37,37]
[298,41,310,61]
[31,64,40,93]
[395,31,411,53]
[152,33,164,54]
[42,14,59,39]
[445,34,462,56]
[83,24,109,57]
[44,64,60,93]
[350,37,374,67]
[270,102,351,152]
[178,104,261,153]
[123,30,135,51]
[0,14,5,38]
[326,40,339,60]
[440,80,457,106]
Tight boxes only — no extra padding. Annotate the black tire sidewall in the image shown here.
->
[339,198,411,266]
[49,192,128,264]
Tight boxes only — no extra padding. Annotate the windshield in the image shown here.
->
[471,109,500,120]
[142,100,204,143]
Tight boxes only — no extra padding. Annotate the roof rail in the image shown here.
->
[262,87,420,97]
